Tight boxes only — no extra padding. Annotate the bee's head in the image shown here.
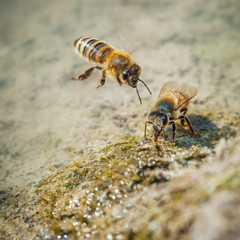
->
[148,112,168,142]
[122,64,141,88]
[122,64,151,104]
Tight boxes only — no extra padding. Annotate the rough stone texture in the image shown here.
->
[0,0,240,239]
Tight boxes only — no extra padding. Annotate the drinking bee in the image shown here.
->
[71,37,152,104]
[145,81,198,143]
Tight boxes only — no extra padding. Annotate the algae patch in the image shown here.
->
[1,110,239,239]
[32,136,214,239]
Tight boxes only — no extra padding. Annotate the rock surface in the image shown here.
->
[0,0,240,239]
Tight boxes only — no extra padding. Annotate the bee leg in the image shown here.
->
[169,121,176,143]
[71,66,102,81]
[144,121,153,139]
[161,129,165,140]
[144,122,148,139]
[116,74,123,86]
[180,108,188,126]
[178,116,197,136]
[180,108,188,115]
[96,70,106,89]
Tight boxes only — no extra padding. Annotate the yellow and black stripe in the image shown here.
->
[74,37,114,64]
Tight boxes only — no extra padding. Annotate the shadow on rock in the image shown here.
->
[189,114,218,130]
[164,114,220,149]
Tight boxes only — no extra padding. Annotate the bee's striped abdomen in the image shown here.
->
[74,37,114,64]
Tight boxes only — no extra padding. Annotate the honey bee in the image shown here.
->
[71,37,152,104]
[145,81,198,143]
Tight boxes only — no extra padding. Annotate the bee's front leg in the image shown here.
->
[144,121,153,139]
[169,121,176,143]
[116,74,123,86]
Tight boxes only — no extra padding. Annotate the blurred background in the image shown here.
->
[0,0,240,217]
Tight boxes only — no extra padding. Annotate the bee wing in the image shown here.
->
[158,81,198,109]
[158,81,179,99]
[175,83,198,110]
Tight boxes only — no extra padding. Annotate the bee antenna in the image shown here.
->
[138,79,152,95]
[136,86,142,104]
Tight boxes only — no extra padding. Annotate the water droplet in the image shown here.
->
[116,233,123,239]
[95,212,100,217]
[87,206,91,211]
[123,209,129,216]
[107,233,113,240]
[83,227,91,233]
[117,194,122,198]
[126,203,132,209]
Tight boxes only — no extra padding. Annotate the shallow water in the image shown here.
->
[0,0,240,238]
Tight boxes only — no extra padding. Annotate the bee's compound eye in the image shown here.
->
[123,70,129,80]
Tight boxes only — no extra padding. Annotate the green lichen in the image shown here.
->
[5,198,17,207]
[1,212,7,220]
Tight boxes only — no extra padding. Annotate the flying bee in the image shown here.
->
[145,81,198,143]
[71,37,152,104]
